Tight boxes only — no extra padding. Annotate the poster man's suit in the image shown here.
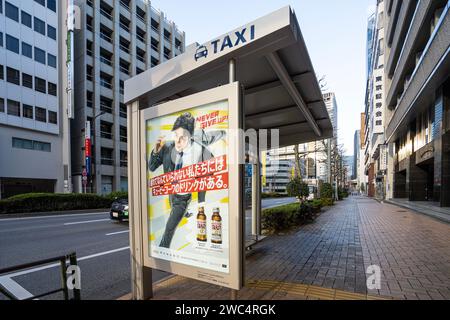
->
[149,129,225,248]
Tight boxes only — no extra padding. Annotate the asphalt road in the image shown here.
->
[0,197,296,300]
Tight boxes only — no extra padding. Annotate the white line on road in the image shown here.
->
[0,212,109,222]
[3,247,131,279]
[0,276,35,300]
[106,230,129,236]
[64,218,110,226]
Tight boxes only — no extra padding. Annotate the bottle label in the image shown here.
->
[197,220,206,236]
[211,221,222,242]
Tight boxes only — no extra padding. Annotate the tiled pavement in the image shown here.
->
[149,196,450,300]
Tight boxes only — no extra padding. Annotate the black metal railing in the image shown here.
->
[0,252,81,300]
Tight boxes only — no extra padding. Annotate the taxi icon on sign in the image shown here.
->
[194,45,208,61]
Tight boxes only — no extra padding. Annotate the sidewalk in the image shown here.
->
[384,198,450,224]
[139,197,450,300]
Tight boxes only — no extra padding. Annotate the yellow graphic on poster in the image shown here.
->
[146,100,230,273]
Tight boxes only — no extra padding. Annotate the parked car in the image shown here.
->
[110,197,129,222]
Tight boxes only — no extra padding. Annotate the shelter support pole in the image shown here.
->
[251,136,261,239]
[229,58,241,300]
[229,58,236,83]
[128,101,153,300]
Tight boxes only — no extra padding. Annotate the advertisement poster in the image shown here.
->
[146,100,230,274]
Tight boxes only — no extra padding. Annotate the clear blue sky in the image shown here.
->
[151,0,375,155]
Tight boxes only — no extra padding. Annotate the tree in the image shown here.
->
[320,183,333,199]
[286,176,309,202]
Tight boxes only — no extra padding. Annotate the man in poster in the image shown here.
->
[148,112,226,248]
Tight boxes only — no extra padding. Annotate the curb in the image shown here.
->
[0,208,110,219]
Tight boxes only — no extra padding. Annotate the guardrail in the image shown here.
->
[0,252,81,300]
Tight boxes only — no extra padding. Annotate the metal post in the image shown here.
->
[60,258,69,300]
[69,253,81,300]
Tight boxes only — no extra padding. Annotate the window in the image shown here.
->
[120,150,128,167]
[34,47,46,64]
[101,148,114,165]
[34,17,46,36]
[100,96,113,113]
[0,32,3,47]
[7,99,20,116]
[5,2,19,22]
[376,102,382,108]
[120,126,127,142]
[0,98,4,113]
[100,121,113,139]
[376,112,382,117]
[47,25,56,40]
[376,85,382,91]
[22,73,33,89]
[7,67,20,85]
[35,107,47,122]
[13,138,51,152]
[119,103,127,118]
[33,140,51,152]
[376,120,382,126]
[48,111,57,124]
[12,137,33,150]
[23,104,33,119]
[22,42,33,58]
[48,82,57,96]
[100,72,112,89]
[376,76,382,82]
[0,64,3,80]
[6,34,19,54]
[86,91,93,108]
[47,54,56,68]
[21,11,32,28]
[35,77,46,93]
[376,94,382,100]
[47,0,56,12]
[34,0,45,6]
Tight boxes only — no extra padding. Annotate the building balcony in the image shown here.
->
[386,0,443,108]
[386,0,417,77]
[386,5,450,142]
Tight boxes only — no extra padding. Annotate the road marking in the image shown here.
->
[64,218,110,226]
[0,276,35,300]
[0,212,109,222]
[106,230,129,236]
[2,247,131,279]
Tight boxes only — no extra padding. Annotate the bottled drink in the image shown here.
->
[211,208,222,244]
[196,207,207,242]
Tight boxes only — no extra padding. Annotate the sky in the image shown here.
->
[150,0,375,156]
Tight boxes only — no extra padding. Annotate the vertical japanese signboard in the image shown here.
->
[85,121,91,176]
[140,83,243,290]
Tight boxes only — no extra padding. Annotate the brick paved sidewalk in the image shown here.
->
[148,197,450,300]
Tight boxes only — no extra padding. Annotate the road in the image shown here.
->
[0,197,296,300]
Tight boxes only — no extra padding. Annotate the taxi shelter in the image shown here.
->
[124,6,332,299]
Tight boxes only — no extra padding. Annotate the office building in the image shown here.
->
[0,0,63,198]
[364,0,387,199]
[384,0,450,206]
[70,0,185,194]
